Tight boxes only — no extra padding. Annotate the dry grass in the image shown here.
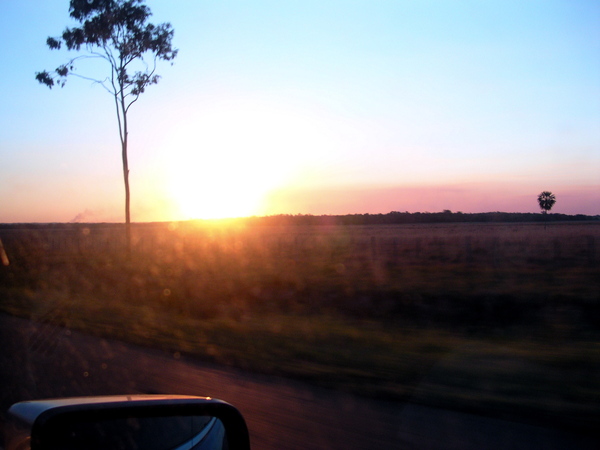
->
[1,220,599,432]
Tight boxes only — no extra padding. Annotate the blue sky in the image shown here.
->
[1,0,599,222]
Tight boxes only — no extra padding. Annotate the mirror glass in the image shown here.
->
[40,414,227,450]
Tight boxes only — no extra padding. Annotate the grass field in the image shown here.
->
[1,220,599,433]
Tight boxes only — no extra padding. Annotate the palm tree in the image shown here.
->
[537,191,556,214]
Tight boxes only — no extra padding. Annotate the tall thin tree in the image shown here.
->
[36,0,177,254]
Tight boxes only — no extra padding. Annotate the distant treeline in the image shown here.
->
[244,211,598,227]
[0,211,598,229]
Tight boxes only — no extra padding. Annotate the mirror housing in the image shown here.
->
[6,395,250,450]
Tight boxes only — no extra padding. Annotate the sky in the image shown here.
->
[1,0,599,222]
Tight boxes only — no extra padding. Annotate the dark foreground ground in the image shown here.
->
[0,314,596,450]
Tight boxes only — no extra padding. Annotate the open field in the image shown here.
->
[2,220,598,328]
[1,220,599,433]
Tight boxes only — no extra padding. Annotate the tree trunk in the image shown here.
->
[120,90,131,258]
[122,136,131,257]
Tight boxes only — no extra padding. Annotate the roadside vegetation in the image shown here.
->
[1,220,599,433]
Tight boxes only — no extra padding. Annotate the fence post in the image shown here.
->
[0,238,9,266]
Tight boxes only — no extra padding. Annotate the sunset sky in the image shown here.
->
[1,0,599,222]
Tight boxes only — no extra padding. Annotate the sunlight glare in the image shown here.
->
[165,98,339,219]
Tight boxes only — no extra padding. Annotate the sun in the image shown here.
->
[168,155,275,220]
[163,96,337,220]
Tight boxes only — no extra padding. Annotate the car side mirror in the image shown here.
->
[5,395,250,450]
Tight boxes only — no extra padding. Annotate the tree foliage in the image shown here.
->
[35,0,177,99]
[36,0,177,252]
[537,191,556,214]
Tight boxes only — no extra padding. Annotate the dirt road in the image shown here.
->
[0,314,594,449]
